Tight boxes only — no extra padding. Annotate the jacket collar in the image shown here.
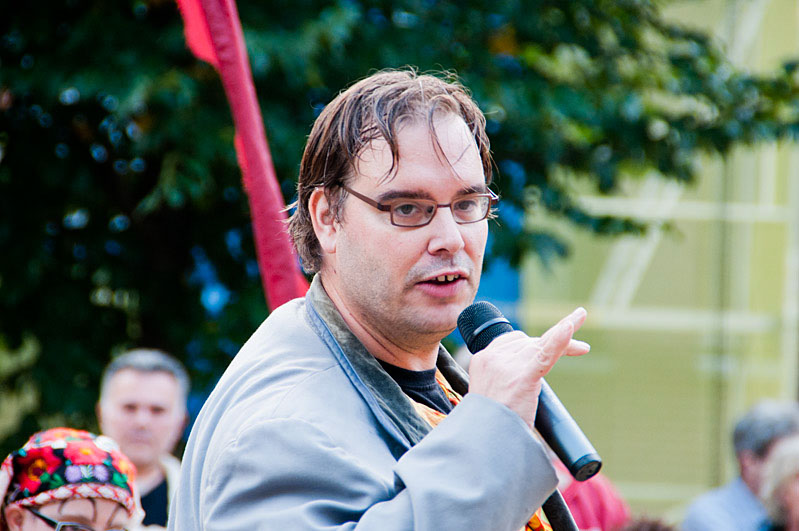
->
[305,275,470,455]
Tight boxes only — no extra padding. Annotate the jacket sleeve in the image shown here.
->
[199,393,557,531]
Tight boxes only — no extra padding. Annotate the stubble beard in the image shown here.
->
[353,270,477,351]
[334,229,481,352]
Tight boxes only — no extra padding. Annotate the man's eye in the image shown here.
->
[454,196,488,217]
[454,198,479,212]
[393,202,423,217]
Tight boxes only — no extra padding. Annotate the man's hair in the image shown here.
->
[99,348,190,409]
[288,68,493,273]
[732,400,799,457]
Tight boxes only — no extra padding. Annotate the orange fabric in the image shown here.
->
[409,371,553,531]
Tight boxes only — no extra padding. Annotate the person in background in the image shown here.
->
[0,427,142,531]
[97,349,188,529]
[759,435,799,531]
[553,458,631,530]
[682,400,799,531]
[620,518,676,531]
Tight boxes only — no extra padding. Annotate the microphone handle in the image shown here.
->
[456,301,601,481]
[542,490,579,531]
[536,379,601,481]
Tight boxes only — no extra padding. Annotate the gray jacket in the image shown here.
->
[168,277,557,530]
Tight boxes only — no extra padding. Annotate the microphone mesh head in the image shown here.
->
[457,301,508,353]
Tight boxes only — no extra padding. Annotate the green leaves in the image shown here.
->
[1,0,798,454]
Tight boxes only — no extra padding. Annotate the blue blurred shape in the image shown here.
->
[201,283,231,317]
[63,208,90,230]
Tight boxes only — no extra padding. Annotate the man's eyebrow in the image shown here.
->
[375,184,488,203]
[460,184,489,195]
[375,190,431,202]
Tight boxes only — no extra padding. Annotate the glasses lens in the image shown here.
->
[390,200,435,227]
[59,525,94,531]
[452,195,490,223]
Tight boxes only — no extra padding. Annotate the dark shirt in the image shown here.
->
[309,276,469,448]
[378,360,453,414]
[141,477,169,527]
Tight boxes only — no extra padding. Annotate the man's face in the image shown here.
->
[320,114,489,349]
[782,472,799,523]
[5,498,129,531]
[97,369,185,469]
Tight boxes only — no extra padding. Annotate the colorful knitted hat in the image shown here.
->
[0,428,143,529]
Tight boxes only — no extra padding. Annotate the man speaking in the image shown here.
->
[169,68,590,530]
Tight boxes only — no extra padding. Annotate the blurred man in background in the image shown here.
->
[97,349,189,529]
[682,400,799,531]
[759,435,799,530]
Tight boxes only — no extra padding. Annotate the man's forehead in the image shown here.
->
[52,497,98,522]
[353,117,484,189]
[108,368,180,391]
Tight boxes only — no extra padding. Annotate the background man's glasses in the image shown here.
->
[341,185,498,228]
[27,508,128,531]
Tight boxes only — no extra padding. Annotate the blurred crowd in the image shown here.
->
[3,353,799,531]
[683,400,799,531]
[1,349,187,531]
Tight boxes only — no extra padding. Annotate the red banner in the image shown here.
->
[177,0,309,309]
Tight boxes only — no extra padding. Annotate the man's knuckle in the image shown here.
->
[532,347,552,366]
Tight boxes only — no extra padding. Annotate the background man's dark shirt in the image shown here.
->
[141,478,169,526]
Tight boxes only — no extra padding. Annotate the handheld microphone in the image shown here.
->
[457,301,602,481]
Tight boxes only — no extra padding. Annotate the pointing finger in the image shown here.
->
[541,307,587,343]
[533,320,574,374]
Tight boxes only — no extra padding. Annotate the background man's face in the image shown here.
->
[97,368,186,469]
[324,114,488,346]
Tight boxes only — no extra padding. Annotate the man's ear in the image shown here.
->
[739,450,757,470]
[309,187,339,255]
[95,401,104,430]
[4,504,26,531]
[738,450,761,485]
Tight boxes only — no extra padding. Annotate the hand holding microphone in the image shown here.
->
[458,302,601,481]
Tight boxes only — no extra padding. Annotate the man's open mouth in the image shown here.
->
[426,274,461,284]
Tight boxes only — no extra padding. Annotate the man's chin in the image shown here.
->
[407,308,460,338]
[398,290,473,337]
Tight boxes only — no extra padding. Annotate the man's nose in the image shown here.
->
[132,408,152,425]
[426,207,466,255]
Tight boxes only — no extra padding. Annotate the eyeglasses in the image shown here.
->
[27,508,128,531]
[341,185,498,228]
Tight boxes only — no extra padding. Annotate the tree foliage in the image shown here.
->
[2,0,799,453]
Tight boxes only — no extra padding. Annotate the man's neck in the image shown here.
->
[135,460,166,496]
[319,276,440,371]
[739,471,760,499]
